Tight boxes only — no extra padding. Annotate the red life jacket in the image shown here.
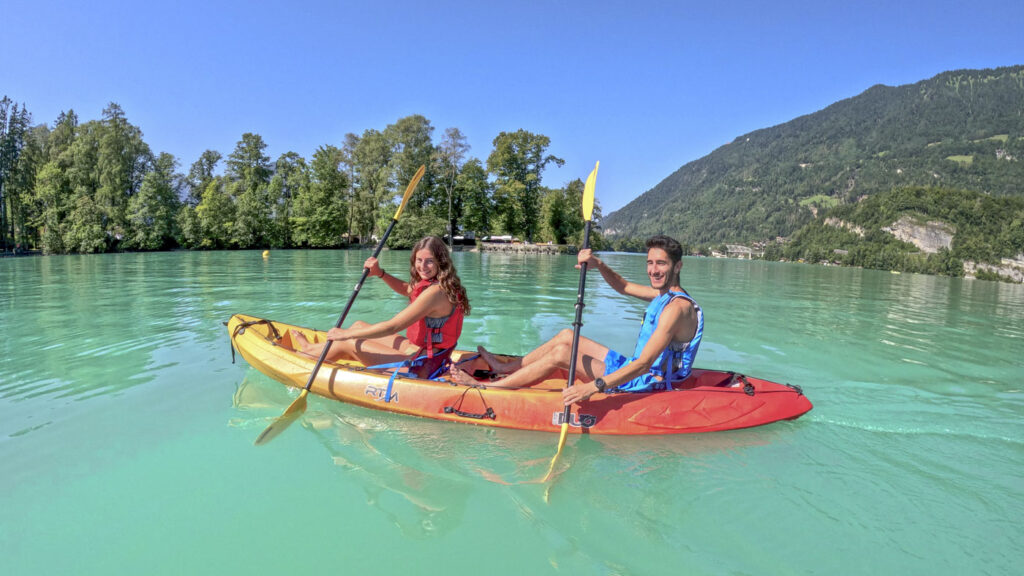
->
[406,279,464,357]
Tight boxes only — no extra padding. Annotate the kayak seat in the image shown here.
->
[671,370,735,390]
[412,347,455,379]
[367,347,455,380]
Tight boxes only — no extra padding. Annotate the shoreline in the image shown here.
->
[3,246,1019,284]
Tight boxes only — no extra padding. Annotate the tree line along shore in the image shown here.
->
[0,98,608,256]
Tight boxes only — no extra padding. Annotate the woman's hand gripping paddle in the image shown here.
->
[254,165,426,445]
[541,161,598,484]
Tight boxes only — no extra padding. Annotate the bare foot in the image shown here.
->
[291,330,318,357]
[478,346,516,374]
[449,367,480,385]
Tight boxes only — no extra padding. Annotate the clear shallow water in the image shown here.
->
[2,251,1022,575]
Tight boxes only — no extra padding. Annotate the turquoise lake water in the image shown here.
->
[2,250,1022,575]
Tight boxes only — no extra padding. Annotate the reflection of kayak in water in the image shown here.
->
[227,314,813,435]
[231,375,470,537]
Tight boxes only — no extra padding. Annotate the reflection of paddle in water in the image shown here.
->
[475,456,556,486]
[232,375,471,537]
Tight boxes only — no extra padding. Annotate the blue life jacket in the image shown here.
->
[628,290,703,385]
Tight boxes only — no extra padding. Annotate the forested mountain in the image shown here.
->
[603,65,1024,245]
[767,186,1024,280]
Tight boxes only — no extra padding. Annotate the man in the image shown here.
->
[452,235,703,406]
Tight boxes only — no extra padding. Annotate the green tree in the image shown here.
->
[293,145,348,247]
[34,161,70,254]
[66,121,101,217]
[352,129,392,241]
[268,151,308,247]
[186,150,222,206]
[33,113,76,253]
[456,158,492,237]
[8,124,46,249]
[387,209,447,249]
[540,186,567,244]
[385,115,435,211]
[539,178,588,244]
[95,103,152,243]
[196,177,235,249]
[225,133,272,196]
[176,204,202,249]
[60,120,107,253]
[433,127,469,247]
[492,179,525,236]
[46,110,78,164]
[569,191,604,250]
[64,194,106,253]
[0,97,33,250]
[232,178,272,248]
[486,130,564,241]
[340,133,360,240]
[125,152,182,250]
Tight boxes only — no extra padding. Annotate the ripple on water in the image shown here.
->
[2,251,1022,575]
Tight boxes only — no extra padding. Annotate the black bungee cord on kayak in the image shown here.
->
[226,316,282,364]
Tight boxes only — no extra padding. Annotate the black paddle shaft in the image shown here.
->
[561,220,593,418]
[300,217,398,392]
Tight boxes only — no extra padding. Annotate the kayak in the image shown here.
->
[227,313,813,435]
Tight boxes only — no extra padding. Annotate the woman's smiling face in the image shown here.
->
[414,248,438,280]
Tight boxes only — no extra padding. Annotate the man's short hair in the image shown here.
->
[645,235,683,265]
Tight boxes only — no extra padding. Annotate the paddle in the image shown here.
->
[541,161,598,482]
[254,164,426,446]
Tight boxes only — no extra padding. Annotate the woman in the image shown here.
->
[292,236,471,377]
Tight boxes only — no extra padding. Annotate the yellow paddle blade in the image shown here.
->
[582,161,598,221]
[393,165,426,220]
[254,389,308,446]
[541,422,570,483]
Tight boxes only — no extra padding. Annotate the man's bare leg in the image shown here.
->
[475,346,520,373]
[453,331,610,387]
[477,328,576,373]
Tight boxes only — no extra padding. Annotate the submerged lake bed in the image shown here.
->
[2,250,1022,575]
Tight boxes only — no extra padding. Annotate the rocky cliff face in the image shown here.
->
[823,217,866,237]
[964,256,1024,282]
[883,216,955,253]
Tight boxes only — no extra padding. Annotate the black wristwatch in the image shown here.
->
[594,377,608,393]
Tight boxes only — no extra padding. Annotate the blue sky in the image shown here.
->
[3,0,1022,212]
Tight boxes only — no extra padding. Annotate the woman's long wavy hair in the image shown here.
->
[409,236,471,314]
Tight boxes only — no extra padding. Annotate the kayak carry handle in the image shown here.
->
[444,406,496,420]
[444,387,497,420]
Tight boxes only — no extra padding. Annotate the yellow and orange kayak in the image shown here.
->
[227,313,812,435]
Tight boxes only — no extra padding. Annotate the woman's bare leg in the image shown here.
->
[292,330,349,362]
[346,338,421,368]
[291,320,411,362]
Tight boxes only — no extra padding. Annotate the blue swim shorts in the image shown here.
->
[601,349,668,393]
